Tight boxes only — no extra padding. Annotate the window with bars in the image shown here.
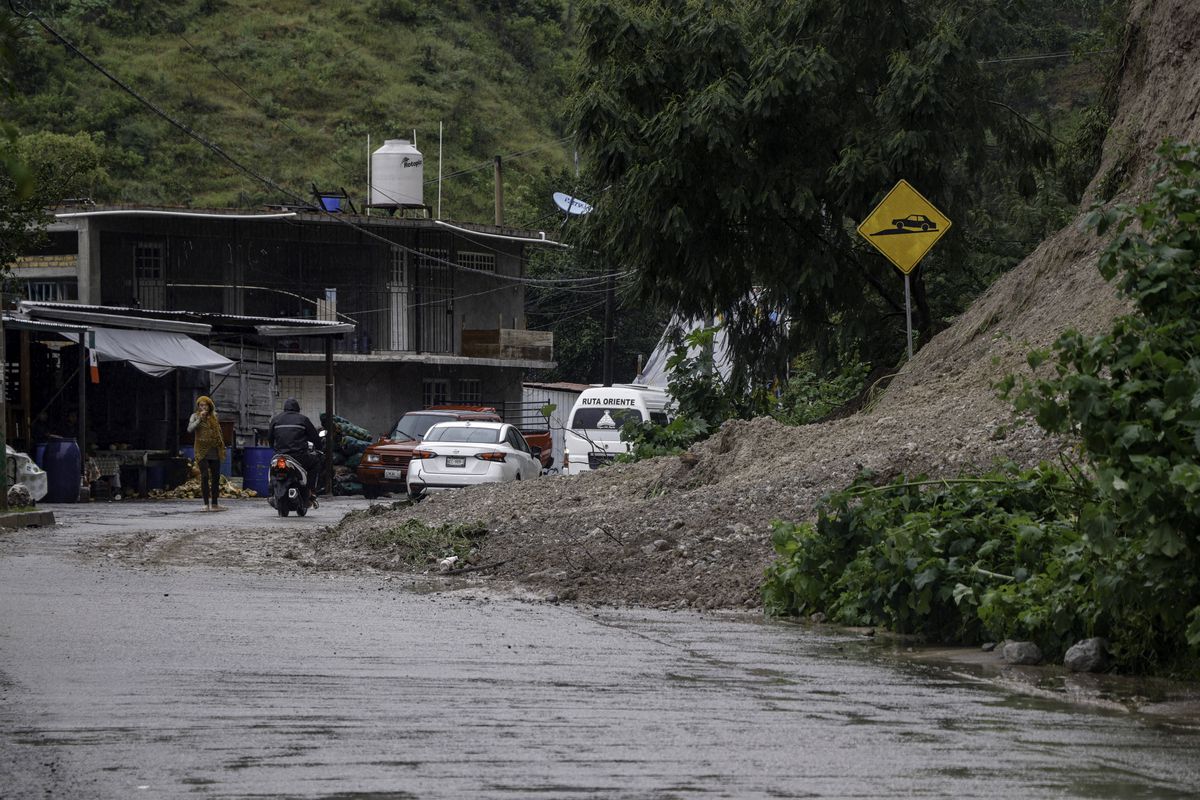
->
[390,247,407,286]
[135,241,163,280]
[25,280,77,302]
[423,378,450,408]
[134,241,166,309]
[458,250,496,273]
[458,379,482,404]
[417,247,453,354]
[418,247,450,270]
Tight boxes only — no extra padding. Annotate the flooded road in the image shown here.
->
[2,502,1199,798]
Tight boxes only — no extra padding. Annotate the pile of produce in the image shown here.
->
[149,460,259,500]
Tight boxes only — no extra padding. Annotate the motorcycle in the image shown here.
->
[266,430,326,518]
[267,452,312,517]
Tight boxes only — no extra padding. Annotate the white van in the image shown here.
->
[562,384,673,475]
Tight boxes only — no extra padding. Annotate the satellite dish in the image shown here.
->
[553,191,594,215]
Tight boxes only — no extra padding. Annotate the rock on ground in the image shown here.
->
[1002,641,1045,666]
[1064,638,1111,673]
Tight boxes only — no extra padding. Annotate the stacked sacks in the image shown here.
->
[320,413,371,495]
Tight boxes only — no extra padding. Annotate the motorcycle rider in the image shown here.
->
[268,397,323,508]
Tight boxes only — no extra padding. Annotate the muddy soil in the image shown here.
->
[99,0,1192,616]
[79,0,1200,620]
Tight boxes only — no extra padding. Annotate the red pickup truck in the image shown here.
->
[357,407,553,499]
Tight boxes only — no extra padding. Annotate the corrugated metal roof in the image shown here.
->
[51,204,550,241]
[1,314,88,333]
[522,381,591,393]
[18,301,349,331]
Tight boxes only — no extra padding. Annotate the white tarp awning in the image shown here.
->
[635,315,733,388]
[64,327,235,377]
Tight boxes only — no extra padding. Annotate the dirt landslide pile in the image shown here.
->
[308,0,1200,610]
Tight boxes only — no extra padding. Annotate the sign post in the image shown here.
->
[903,271,913,358]
[856,179,952,358]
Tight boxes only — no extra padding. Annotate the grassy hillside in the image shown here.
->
[5,0,575,222]
[3,0,1122,386]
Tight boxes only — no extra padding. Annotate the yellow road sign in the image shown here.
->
[856,180,952,274]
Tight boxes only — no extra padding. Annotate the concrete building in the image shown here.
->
[15,205,557,439]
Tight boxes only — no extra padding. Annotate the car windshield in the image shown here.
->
[390,413,451,441]
[569,407,645,429]
[424,425,502,444]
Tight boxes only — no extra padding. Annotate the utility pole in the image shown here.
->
[0,295,7,511]
[602,267,615,387]
[493,156,504,226]
[324,337,334,496]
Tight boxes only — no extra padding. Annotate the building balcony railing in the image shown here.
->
[274,290,552,362]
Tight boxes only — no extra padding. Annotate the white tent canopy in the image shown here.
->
[64,327,235,377]
[634,316,733,387]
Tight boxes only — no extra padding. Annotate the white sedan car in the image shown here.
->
[406,421,543,499]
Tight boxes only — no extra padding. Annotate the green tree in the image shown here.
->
[571,0,1057,386]
[0,12,32,197]
[519,167,666,384]
[0,130,108,270]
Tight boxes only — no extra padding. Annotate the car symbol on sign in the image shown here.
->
[892,214,937,231]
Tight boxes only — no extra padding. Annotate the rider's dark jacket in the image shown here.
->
[268,398,320,455]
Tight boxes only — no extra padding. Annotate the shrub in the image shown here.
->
[763,465,1088,649]
[765,142,1200,674]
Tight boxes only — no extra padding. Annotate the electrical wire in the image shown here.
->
[528,299,607,329]
[433,138,573,184]
[11,0,635,348]
[157,3,572,208]
[8,2,588,289]
[979,48,1113,65]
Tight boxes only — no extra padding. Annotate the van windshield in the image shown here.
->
[570,407,644,429]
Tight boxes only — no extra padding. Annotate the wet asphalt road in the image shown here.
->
[2,501,1200,798]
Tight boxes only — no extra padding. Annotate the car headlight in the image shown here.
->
[366,453,381,463]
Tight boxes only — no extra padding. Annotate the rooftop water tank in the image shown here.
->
[370,139,424,208]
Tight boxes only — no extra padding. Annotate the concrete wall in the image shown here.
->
[277,360,529,441]
[455,243,526,333]
[521,385,584,470]
[76,214,533,355]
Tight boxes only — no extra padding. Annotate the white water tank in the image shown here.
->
[370,139,424,208]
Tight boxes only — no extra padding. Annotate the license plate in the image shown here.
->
[384,469,403,479]
[446,456,466,468]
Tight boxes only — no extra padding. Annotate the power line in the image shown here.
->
[979,48,1113,65]
[434,140,573,187]
[14,2,600,291]
[10,2,581,288]
[158,6,570,208]
[12,2,293,208]
[530,299,608,329]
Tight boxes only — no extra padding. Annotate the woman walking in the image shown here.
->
[187,396,227,511]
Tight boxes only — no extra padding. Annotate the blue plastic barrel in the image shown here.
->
[146,464,165,491]
[242,446,273,497]
[43,437,81,503]
[182,445,232,477]
[33,443,46,467]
